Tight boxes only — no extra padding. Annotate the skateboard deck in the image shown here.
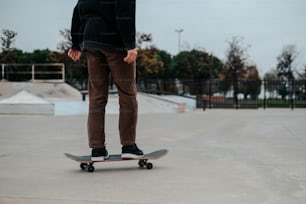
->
[65,149,168,172]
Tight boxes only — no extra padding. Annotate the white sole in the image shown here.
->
[91,155,109,161]
[121,153,144,159]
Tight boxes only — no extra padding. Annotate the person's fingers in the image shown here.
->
[124,50,137,64]
[68,49,73,58]
[68,49,81,62]
[74,52,80,61]
[123,54,132,63]
[73,54,80,62]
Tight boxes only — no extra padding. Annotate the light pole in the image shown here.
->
[175,29,183,53]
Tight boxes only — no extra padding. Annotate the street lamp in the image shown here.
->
[175,29,184,53]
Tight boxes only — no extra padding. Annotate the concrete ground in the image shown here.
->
[1,109,306,204]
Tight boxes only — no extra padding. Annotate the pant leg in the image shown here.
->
[86,49,110,148]
[104,51,138,146]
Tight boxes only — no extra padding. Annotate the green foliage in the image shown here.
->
[172,49,224,94]
[137,47,163,78]
[241,65,261,99]
[173,50,209,80]
[0,48,64,64]
[0,49,18,63]
[157,50,173,78]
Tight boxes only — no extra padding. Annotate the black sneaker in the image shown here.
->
[121,144,144,159]
[91,147,109,161]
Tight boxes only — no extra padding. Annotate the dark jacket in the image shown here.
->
[71,0,136,52]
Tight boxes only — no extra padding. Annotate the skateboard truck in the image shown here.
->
[80,163,95,172]
[138,159,153,170]
[79,159,153,173]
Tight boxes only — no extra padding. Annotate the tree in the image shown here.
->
[137,46,163,78]
[264,69,279,81]
[263,69,280,98]
[136,32,153,49]
[174,50,209,79]
[220,37,249,93]
[136,33,163,78]
[276,44,297,81]
[276,45,297,99]
[157,50,173,78]
[219,36,263,100]
[172,49,224,95]
[1,29,17,51]
[241,65,261,99]
[0,48,18,63]
[0,29,18,64]
[136,46,165,94]
[302,64,306,81]
[57,29,72,52]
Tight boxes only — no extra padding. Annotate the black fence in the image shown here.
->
[137,78,306,110]
[3,63,305,110]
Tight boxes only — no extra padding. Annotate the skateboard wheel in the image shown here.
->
[80,163,87,170]
[146,162,153,170]
[138,160,146,168]
[87,165,95,173]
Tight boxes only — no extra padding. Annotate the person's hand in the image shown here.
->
[68,49,82,62]
[124,48,138,64]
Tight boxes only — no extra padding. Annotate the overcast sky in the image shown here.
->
[1,0,306,75]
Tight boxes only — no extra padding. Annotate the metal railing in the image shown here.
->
[137,78,306,110]
[1,63,65,82]
[1,63,305,110]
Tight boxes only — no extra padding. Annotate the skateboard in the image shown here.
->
[65,149,168,172]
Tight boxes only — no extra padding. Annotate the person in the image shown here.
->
[68,0,144,161]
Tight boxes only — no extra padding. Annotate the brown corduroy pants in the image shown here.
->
[86,49,138,148]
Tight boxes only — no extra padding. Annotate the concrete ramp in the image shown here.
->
[0,90,54,115]
[0,82,81,100]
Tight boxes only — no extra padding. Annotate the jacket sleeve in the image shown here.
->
[71,3,82,51]
[115,0,136,50]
